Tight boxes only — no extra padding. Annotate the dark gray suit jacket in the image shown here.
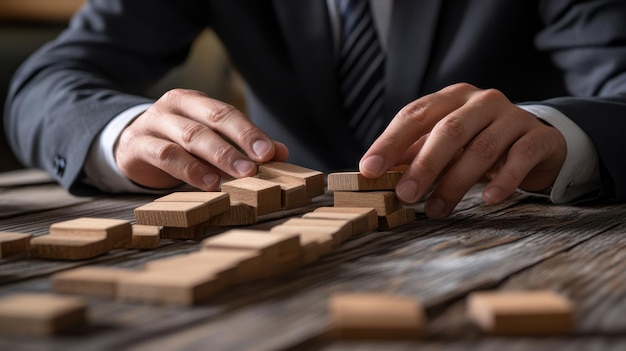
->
[5,0,626,201]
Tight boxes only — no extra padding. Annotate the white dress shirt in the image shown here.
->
[84,0,601,203]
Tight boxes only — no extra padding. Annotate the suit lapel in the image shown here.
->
[273,0,363,160]
[383,0,442,119]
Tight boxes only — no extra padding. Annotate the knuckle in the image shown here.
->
[468,133,499,163]
[436,117,466,141]
[153,143,181,164]
[474,88,507,105]
[513,137,541,160]
[414,156,439,178]
[179,123,206,145]
[212,143,237,165]
[447,82,476,94]
[206,103,237,124]
[398,102,429,123]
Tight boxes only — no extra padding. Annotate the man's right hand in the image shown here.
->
[114,89,289,190]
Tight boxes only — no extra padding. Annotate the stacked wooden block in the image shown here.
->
[327,171,416,229]
[133,162,325,240]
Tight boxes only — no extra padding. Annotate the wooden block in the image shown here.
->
[334,191,401,216]
[257,162,325,199]
[117,269,223,306]
[329,293,425,339]
[282,217,352,243]
[49,217,132,250]
[30,235,108,260]
[201,229,300,264]
[209,201,258,226]
[271,223,346,249]
[271,225,334,256]
[0,231,32,258]
[154,191,230,217]
[134,201,211,227]
[327,171,402,191]
[265,175,310,209]
[0,293,87,336]
[161,221,212,240]
[220,177,281,215]
[189,249,265,284]
[143,253,238,288]
[311,207,378,233]
[52,266,142,298]
[467,290,575,335]
[304,207,378,236]
[378,207,416,230]
[126,224,160,249]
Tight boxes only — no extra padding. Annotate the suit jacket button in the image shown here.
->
[53,155,66,177]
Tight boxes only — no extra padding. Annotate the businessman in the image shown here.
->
[5,0,626,218]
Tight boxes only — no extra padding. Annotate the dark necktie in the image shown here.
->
[337,0,386,147]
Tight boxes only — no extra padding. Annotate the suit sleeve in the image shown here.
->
[535,0,626,202]
[3,0,209,195]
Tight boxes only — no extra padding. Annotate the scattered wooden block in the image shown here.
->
[134,201,211,227]
[258,162,325,199]
[329,293,425,339]
[143,253,238,288]
[0,231,32,258]
[327,171,402,191]
[208,201,258,226]
[265,175,310,209]
[52,266,142,299]
[126,224,160,249]
[281,217,352,243]
[180,249,264,284]
[154,191,230,217]
[271,225,334,256]
[201,229,300,265]
[49,217,132,250]
[467,290,575,335]
[0,293,87,336]
[378,207,416,230]
[30,235,108,260]
[117,269,224,306]
[304,207,378,236]
[271,222,346,248]
[160,221,212,241]
[220,177,281,216]
[334,191,401,216]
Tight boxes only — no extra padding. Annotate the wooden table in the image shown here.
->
[0,169,625,350]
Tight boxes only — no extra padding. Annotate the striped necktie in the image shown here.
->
[337,0,386,147]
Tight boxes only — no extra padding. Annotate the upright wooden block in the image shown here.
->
[0,293,87,336]
[327,171,402,191]
[30,235,108,260]
[265,175,310,209]
[329,293,425,339]
[117,269,223,306]
[220,177,281,215]
[334,191,402,216]
[304,207,378,236]
[209,201,258,226]
[126,224,160,249]
[134,201,211,227]
[0,231,32,258]
[378,207,416,230]
[49,217,132,250]
[154,191,230,217]
[467,290,575,335]
[52,266,143,298]
[257,162,325,199]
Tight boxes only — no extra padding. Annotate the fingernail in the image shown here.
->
[425,197,446,218]
[233,159,256,176]
[396,180,420,203]
[484,186,502,203]
[202,173,219,188]
[360,155,385,176]
[252,140,272,158]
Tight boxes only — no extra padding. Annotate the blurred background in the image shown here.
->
[0,0,243,172]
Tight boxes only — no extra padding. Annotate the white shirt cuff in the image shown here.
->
[518,104,601,203]
[83,103,167,194]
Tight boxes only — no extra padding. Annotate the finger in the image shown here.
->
[133,135,223,191]
[360,83,477,178]
[483,127,564,204]
[146,111,258,178]
[424,115,526,218]
[271,140,290,162]
[159,89,277,162]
